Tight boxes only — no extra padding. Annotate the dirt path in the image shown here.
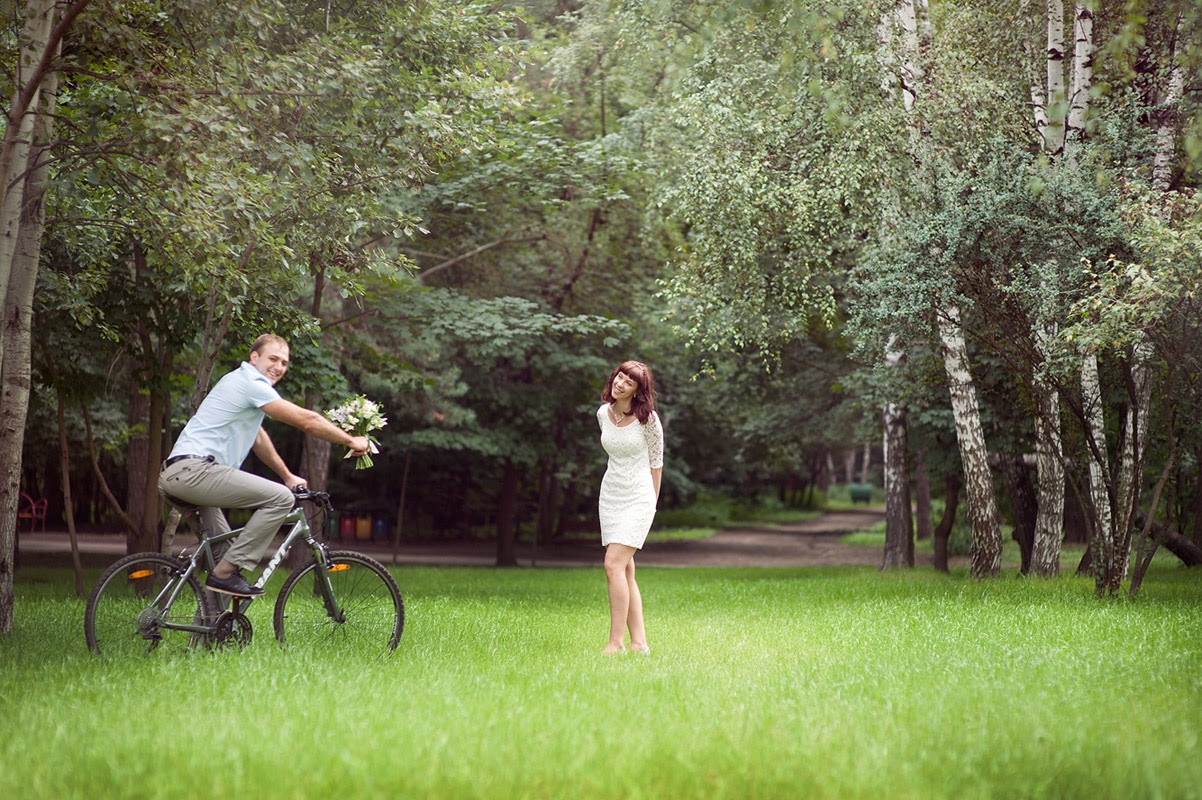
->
[19,509,904,568]
[353,509,895,567]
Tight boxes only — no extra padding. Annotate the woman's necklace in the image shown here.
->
[610,404,631,425]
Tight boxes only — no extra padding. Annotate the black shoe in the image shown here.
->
[204,570,264,597]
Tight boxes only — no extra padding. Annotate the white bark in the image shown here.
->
[1041,0,1068,155]
[870,0,928,569]
[0,0,56,309]
[0,0,69,637]
[1023,0,1050,135]
[882,340,913,569]
[1080,350,1114,586]
[891,0,924,113]
[1066,4,1095,143]
[1152,13,1185,192]
[1031,339,1065,576]
[938,305,1002,578]
[1115,338,1154,580]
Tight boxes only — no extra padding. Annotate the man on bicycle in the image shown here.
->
[158,334,370,597]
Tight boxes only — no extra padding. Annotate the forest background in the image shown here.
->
[1,0,1200,634]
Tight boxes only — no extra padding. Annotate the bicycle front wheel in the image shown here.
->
[273,551,404,654]
[85,553,214,658]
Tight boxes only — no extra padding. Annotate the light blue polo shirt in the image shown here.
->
[169,362,282,468]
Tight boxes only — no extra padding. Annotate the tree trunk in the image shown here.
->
[1192,445,1202,546]
[933,472,962,574]
[126,386,151,552]
[295,395,331,568]
[56,391,84,596]
[535,461,558,547]
[1114,339,1154,580]
[1031,378,1065,576]
[937,304,1002,578]
[913,447,931,540]
[1151,13,1185,192]
[881,344,913,568]
[999,454,1037,575]
[0,21,60,632]
[391,449,412,563]
[1066,3,1094,143]
[1081,350,1118,594]
[1038,0,1068,155]
[495,460,519,566]
[1133,511,1202,568]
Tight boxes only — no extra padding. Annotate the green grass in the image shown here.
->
[2,563,1201,799]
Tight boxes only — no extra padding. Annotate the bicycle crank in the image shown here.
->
[212,611,253,650]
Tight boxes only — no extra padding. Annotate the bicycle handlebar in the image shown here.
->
[291,486,332,507]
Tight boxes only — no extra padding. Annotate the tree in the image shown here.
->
[0,0,92,635]
[5,0,523,633]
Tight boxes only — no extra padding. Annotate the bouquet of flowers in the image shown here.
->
[325,395,387,469]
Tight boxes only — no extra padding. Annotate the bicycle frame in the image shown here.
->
[169,495,344,631]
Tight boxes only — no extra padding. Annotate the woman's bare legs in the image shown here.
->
[625,558,648,652]
[603,543,647,654]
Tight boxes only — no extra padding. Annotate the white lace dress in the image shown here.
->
[597,404,665,549]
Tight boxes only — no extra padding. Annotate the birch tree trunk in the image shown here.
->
[873,0,925,568]
[1066,3,1095,143]
[1080,350,1117,593]
[1031,380,1065,576]
[0,0,69,634]
[1151,14,1184,193]
[937,304,1002,578]
[1114,339,1154,580]
[882,342,913,568]
[1039,0,1068,156]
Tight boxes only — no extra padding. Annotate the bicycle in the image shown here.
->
[84,488,404,658]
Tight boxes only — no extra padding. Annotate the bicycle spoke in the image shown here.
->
[85,554,214,658]
[273,552,403,654]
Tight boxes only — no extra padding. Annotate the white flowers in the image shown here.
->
[325,395,387,469]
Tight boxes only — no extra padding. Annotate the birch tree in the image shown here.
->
[0,0,91,636]
[876,1,923,570]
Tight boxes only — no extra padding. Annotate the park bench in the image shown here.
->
[18,492,48,532]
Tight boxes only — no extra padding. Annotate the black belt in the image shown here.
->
[163,454,216,469]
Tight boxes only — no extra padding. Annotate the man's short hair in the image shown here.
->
[250,334,289,354]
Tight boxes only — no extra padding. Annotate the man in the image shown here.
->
[158,334,370,597]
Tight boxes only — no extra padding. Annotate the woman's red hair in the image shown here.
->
[601,360,657,424]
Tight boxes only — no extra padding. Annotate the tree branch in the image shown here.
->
[413,235,546,282]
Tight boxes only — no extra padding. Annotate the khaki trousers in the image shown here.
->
[158,457,294,572]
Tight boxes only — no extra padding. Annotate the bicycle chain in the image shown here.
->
[211,611,253,650]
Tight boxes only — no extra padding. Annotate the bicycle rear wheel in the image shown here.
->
[273,551,404,654]
[85,553,214,657]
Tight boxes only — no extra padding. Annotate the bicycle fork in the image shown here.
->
[309,541,348,624]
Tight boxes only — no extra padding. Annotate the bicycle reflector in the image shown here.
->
[128,569,154,580]
[328,564,351,573]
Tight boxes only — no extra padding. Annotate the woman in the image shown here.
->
[596,360,664,655]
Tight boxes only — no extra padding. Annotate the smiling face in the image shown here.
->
[610,370,639,403]
[249,341,290,385]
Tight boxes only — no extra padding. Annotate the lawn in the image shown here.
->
[1,562,1200,799]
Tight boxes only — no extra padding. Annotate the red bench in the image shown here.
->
[18,492,48,533]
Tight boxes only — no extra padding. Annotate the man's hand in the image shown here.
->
[348,435,371,456]
[284,473,308,491]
